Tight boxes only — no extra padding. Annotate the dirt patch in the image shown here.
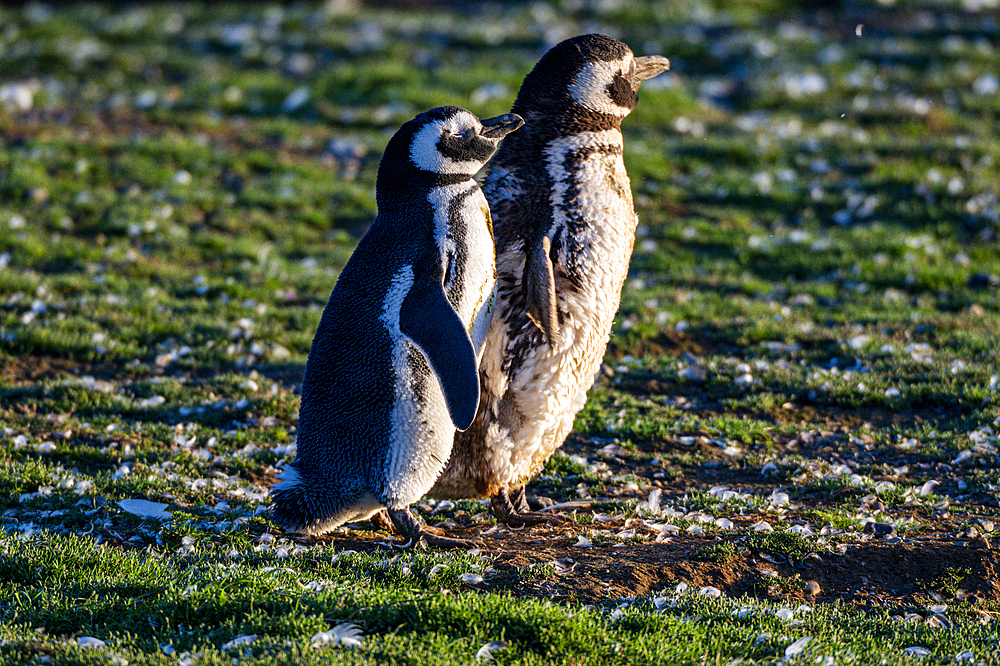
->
[318,524,999,608]
[0,354,130,384]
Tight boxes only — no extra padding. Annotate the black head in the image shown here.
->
[377,106,523,202]
[511,34,670,126]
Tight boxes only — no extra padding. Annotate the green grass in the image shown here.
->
[2,531,997,665]
[2,0,999,663]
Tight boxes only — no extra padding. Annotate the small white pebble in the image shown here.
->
[35,441,57,454]
[903,647,931,657]
[785,636,813,658]
[220,635,257,650]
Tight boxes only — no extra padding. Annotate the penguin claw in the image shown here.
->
[491,488,570,528]
[385,507,481,550]
[386,531,482,550]
[499,510,569,528]
[511,487,556,512]
[418,532,484,550]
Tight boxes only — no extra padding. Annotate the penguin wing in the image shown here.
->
[523,234,560,346]
[399,273,480,431]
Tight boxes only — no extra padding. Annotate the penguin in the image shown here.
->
[428,35,670,526]
[270,106,523,547]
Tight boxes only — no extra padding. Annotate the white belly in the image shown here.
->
[383,183,496,506]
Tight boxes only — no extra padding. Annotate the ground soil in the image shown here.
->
[313,523,999,610]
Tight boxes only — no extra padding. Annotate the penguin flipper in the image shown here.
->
[399,276,480,431]
[524,235,560,346]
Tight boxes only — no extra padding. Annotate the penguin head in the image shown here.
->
[513,34,670,124]
[407,106,524,176]
[378,107,524,193]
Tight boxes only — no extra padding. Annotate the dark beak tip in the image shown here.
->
[482,113,525,138]
[633,55,672,83]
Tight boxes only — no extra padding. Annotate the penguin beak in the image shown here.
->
[480,113,525,139]
[631,55,671,87]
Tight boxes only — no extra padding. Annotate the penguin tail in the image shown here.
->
[269,465,313,534]
[269,463,381,536]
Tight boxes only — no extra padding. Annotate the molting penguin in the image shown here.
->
[270,106,523,547]
[428,35,669,525]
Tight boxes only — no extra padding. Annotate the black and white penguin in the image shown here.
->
[270,106,523,547]
[429,35,670,525]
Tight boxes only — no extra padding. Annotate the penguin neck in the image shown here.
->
[503,102,624,159]
[375,165,473,209]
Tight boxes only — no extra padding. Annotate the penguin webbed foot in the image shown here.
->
[385,507,482,550]
[369,509,394,533]
[491,487,568,528]
[513,487,557,512]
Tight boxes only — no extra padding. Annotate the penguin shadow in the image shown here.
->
[277,516,492,552]
[253,362,307,391]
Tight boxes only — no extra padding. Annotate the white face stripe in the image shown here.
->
[567,56,633,117]
[409,111,484,175]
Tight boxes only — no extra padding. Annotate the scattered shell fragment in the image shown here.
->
[475,641,508,661]
[785,636,813,658]
[903,646,931,657]
[220,635,257,650]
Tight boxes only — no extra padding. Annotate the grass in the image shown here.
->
[2,531,997,665]
[1,0,999,664]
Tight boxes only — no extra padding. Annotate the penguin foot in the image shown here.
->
[491,488,568,528]
[386,507,481,549]
[369,509,394,533]
[512,486,556,512]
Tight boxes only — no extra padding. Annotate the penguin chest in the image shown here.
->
[378,183,497,506]
[549,134,636,361]
[429,181,497,355]
[546,129,637,304]
[488,132,638,485]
